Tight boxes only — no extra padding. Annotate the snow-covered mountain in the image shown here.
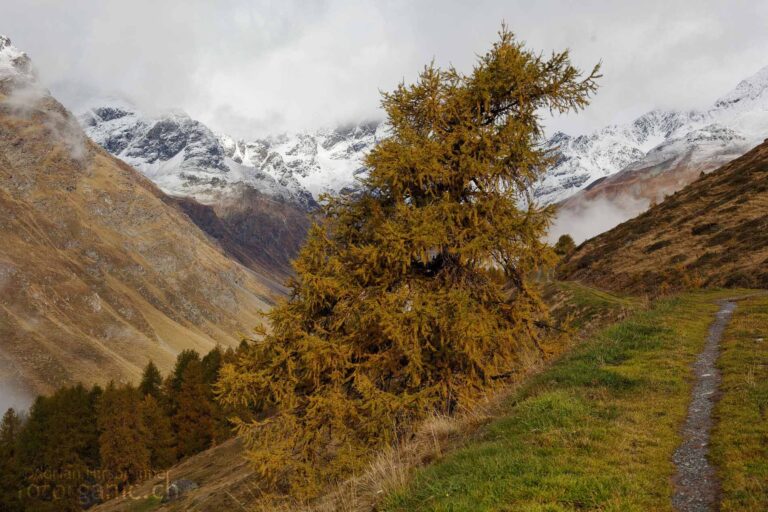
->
[0,35,33,82]
[76,62,768,222]
[540,65,768,205]
[78,98,386,210]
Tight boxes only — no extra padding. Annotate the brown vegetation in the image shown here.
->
[559,139,768,293]
[0,82,282,397]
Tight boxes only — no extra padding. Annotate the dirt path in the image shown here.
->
[672,300,736,512]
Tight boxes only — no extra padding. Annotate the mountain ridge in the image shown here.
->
[0,37,282,399]
[559,137,768,293]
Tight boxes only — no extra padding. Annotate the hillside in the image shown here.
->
[382,291,768,511]
[559,138,768,293]
[0,38,282,401]
[545,65,768,242]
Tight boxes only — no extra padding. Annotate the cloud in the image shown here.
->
[2,81,89,161]
[0,384,33,414]
[2,0,768,138]
[548,196,650,244]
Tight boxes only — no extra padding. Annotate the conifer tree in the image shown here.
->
[554,234,576,256]
[171,349,201,392]
[139,361,163,399]
[97,384,150,491]
[172,360,214,458]
[202,346,223,386]
[141,395,176,469]
[19,385,99,510]
[0,408,23,512]
[218,27,599,495]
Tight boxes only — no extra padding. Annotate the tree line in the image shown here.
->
[0,344,248,511]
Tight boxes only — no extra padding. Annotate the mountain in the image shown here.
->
[76,99,390,272]
[0,37,282,400]
[558,138,768,293]
[77,98,386,205]
[547,66,768,241]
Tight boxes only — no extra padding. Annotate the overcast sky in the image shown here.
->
[3,0,768,137]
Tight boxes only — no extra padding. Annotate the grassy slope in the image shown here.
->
[712,294,768,510]
[560,139,768,294]
[383,291,739,512]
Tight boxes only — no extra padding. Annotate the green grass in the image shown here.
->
[711,294,768,511]
[544,281,642,331]
[383,291,738,512]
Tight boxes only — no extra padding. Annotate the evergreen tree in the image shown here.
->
[138,361,163,399]
[201,346,223,386]
[141,395,176,469]
[218,27,600,495]
[554,234,576,257]
[172,359,214,458]
[96,384,150,492]
[0,408,24,512]
[18,385,99,511]
[171,350,201,393]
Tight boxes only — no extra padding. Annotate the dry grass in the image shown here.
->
[0,88,282,396]
[305,383,528,512]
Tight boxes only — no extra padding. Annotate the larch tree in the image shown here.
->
[141,395,176,469]
[218,26,599,496]
[96,384,150,490]
[172,359,214,458]
[139,361,163,399]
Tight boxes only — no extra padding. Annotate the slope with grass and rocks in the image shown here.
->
[559,138,768,294]
[0,36,281,399]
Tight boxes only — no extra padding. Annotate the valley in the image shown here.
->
[2,7,768,512]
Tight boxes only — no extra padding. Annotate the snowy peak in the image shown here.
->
[77,96,385,209]
[714,65,768,109]
[0,35,34,82]
[538,63,768,206]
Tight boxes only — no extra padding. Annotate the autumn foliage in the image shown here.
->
[217,27,600,496]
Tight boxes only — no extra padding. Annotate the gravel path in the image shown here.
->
[672,300,736,512]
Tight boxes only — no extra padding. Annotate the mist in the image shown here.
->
[548,196,650,245]
[2,80,89,162]
[0,385,32,414]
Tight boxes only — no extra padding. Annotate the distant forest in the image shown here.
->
[0,343,250,511]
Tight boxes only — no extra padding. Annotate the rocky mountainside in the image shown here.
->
[76,99,389,272]
[548,65,768,241]
[81,64,768,211]
[541,66,768,205]
[559,138,768,293]
[0,37,282,400]
[78,98,386,206]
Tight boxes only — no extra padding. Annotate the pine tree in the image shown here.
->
[0,408,24,512]
[97,383,150,492]
[139,361,163,399]
[141,395,176,469]
[218,26,600,495]
[172,359,214,458]
[170,350,201,393]
[202,346,223,386]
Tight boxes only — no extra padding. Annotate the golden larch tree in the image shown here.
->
[218,26,599,496]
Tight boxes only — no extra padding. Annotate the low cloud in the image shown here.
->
[0,379,33,414]
[4,0,768,138]
[548,196,650,244]
[2,81,89,161]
